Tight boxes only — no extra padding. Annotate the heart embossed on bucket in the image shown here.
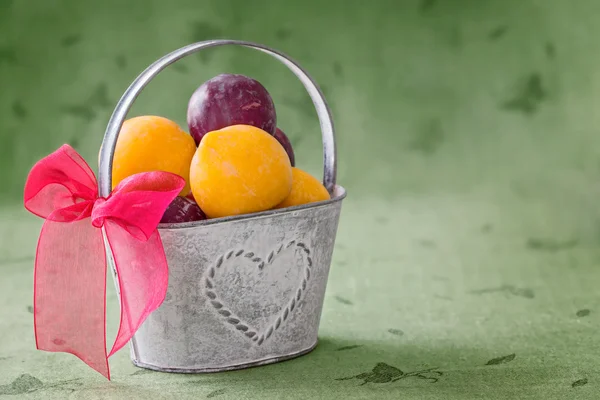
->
[204,240,313,346]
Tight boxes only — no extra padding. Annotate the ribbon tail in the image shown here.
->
[104,221,169,357]
[34,218,109,379]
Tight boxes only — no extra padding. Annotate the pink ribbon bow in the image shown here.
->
[23,144,185,380]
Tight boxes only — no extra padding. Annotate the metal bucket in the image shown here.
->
[97,40,346,373]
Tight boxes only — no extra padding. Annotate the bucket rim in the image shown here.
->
[158,185,347,230]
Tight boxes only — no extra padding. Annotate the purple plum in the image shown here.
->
[274,128,295,166]
[187,74,277,145]
[161,196,206,223]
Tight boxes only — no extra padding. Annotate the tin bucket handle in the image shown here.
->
[98,40,337,197]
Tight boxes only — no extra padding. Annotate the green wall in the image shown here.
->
[2,0,600,208]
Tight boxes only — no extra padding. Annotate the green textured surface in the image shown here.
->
[2,0,600,398]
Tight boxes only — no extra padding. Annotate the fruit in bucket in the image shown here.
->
[274,127,295,166]
[185,192,197,201]
[275,167,330,209]
[187,74,277,145]
[190,124,292,218]
[107,74,318,223]
[161,196,206,223]
[112,116,196,196]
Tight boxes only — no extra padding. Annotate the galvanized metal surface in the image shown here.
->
[132,190,344,372]
[98,40,345,372]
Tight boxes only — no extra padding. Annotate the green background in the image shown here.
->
[2,0,600,398]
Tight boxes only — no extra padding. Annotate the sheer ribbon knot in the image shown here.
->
[23,144,184,379]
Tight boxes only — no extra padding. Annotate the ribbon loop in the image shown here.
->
[24,145,98,219]
[23,144,185,380]
[91,172,183,241]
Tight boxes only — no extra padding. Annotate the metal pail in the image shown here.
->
[97,40,346,373]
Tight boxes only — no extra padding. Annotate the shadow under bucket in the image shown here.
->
[98,40,345,373]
